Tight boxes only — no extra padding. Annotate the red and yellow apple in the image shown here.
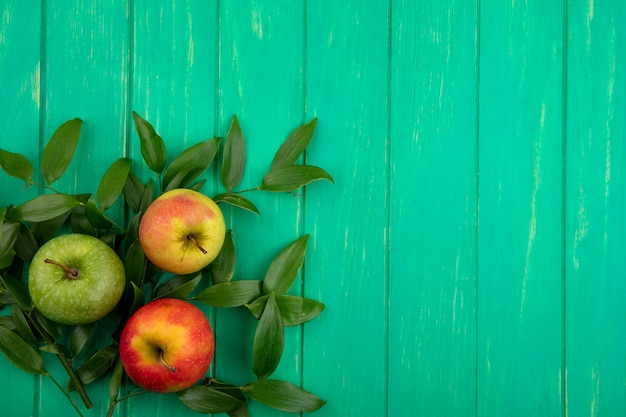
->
[118,298,214,393]
[138,188,226,274]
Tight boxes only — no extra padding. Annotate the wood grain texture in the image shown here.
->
[565,1,626,416]
[389,0,478,414]
[478,0,565,415]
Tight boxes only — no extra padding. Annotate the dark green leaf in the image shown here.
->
[178,385,244,414]
[70,324,94,357]
[12,304,37,345]
[0,324,45,374]
[124,240,146,287]
[138,179,155,214]
[162,138,219,192]
[213,193,260,215]
[109,358,124,400]
[32,309,62,339]
[260,165,334,192]
[242,379,326,413]
[0,149,33,182]
[227,402,251,417]
[97,157,132,211]
[70,204,97,236]
[85,195,112,229]
[41,118,82,185]
[39,343,71,357]
[194,280,262,308]
[14,223,39,262]
[271,118,317,170]
[122,171,146,214]
[127,282,144,317]
[132,111,166,174]
[0,316,16,330]
[211,230,235,284]
[69,344,118,390]
[247,295,324,326]
[188,179,206,192]
[0,221,20,260]
[0,276,33,310]
[252,293,283,379]
[221,115,246,192]
[0,250,15,269]
[263,235,309,295]
[154,273,202,300]
[10,194,81,223]
[30,210,71,244]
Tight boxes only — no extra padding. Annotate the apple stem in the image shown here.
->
[44,259,80,279]
[159,350,177,373]
[187,234,208,254]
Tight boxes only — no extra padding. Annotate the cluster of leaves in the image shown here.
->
[0,112,333,417]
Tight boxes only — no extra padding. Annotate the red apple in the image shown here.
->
[119,298,214,393]
[138,188,226,274]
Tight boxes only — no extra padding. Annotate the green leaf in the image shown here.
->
[227,402,251,417]
[10,194,81,223]
[97,157,132,211]
[252,293,283,379]
[124,240,146,287]
[0,276,33,310]
[32,309,62,339]
[11,304,37,345]
[132,111,166,174]
[14,223,39,262]
[126,282,145,317]
[194,280,262,308]
[0,324,45,374]
[0,221,21,260]
[39,343,71,357]
[178,385,244,414]
[242,379,326,413]
[138,179,155,214]
[0,250,15,269]
[162,138,219,192]
[211,230,235,284]
[221,115,246,192]
[70,324,94,357]
[263,235,309,295]
[30,210,72,244]
[109,357,124,400]
[122,171,146,213]
[260,165,334,192]
[0,149,33,182]
[213,193,260,215]
[70,204,97,236]
[85,195,112,229]
[247,295,325,327]
[271,118,317,170]
[69,344,118,390]
[154,273,202,300]
[41,118,82,185]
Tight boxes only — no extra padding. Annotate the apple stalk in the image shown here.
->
[187,234,207,254]
[44,258,80,279]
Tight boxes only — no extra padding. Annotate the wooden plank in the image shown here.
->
[477,0,565,415]
[565,1,626,416]
[388,0,478,414]
[0,1,41,416]
[216,2,305,416]
[303,1,389,416]
[126,1,217,416]
[37,1,130,416]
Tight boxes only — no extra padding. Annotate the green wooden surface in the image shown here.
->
[1,1,625,416]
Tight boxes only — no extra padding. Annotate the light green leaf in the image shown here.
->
[242,379,326,413]
[263,235,309,295]
[85,195,112,229]
[109,358,124,400]
[97,157,132,211]
[210,230,235,284]
[70,324,94,357]
[162,138,220,192]
[194,280,262,308]
[221,115,246,192]
[252,293,283,379]
[271,118,317,170]
[0,149,33,182]
[213,193,260,215]
[0,324,45,375]
[10,194,81,223]
[178,385,244,414]
[41,118,82,185]
[132,111,166,174]
[260,165,334,192]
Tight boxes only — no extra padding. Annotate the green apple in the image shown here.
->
[138,188,226,275]
[28,233,126,325]
[119,298,214,393]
